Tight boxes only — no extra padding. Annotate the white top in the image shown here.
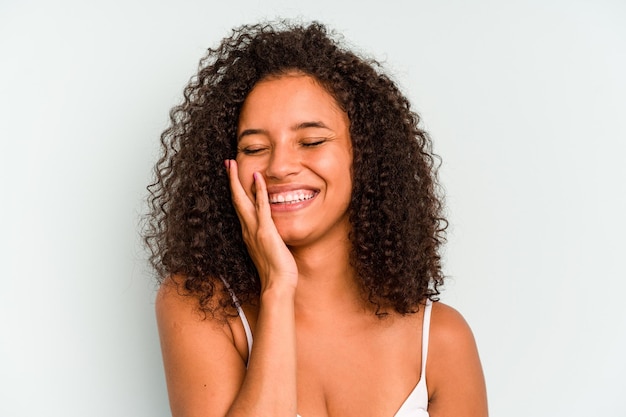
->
[230,288,431,417]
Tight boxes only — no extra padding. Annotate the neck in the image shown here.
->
[290,237,366,317]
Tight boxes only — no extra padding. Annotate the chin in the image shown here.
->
[277,230,311,247]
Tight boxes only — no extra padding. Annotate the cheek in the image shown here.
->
[236,157,269,199]
[321,151,352,181]
[319,154,353,200]
[338,155,354,203]
[236,159,254,193]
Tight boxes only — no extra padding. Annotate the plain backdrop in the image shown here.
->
[1,0,625,416]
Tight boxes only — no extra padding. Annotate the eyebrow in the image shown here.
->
[294,121,330,130]
[238,120,331,141]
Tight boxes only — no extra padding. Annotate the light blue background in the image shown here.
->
[1,1,625,416]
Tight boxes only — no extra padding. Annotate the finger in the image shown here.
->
[226,159,256,223]
[252,171,280,234]
[252,172,271,217]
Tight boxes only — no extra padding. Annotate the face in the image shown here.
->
[236,74,353,248]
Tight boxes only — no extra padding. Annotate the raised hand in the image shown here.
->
[226,159,298,293]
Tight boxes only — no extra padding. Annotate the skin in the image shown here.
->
[156,74,488,417]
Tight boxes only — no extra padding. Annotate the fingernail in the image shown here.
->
[224,159,230,170]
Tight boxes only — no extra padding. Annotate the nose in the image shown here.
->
[265,143,301,180]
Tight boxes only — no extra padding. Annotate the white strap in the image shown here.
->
[220,278,253,362]
[420,300,433,379]
[237,303,253,361]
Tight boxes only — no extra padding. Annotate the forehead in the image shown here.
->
[238,75,346,130]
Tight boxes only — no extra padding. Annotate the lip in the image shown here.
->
[264,184,320,213]
[266,184,319,194]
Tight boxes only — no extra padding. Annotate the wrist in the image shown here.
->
[260,281,297,303]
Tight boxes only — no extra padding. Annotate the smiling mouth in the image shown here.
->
[268,190,317,204]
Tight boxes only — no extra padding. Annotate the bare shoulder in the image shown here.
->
[155,276,246,417]
[155,275,245,370]
[156,275,219,322]
[427,302,488,417]
[429,302,476,347]
[155,276,197,318]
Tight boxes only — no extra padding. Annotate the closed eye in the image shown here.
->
[238,146,268,156]
[301,138,327,148]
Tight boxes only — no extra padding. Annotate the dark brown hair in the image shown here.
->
[144,21,447,315]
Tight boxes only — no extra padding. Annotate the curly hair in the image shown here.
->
[144,20,447,315]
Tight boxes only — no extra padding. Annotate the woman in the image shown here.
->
[146,21,488,417]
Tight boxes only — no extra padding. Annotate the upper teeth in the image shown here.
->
[269,191,315,204]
